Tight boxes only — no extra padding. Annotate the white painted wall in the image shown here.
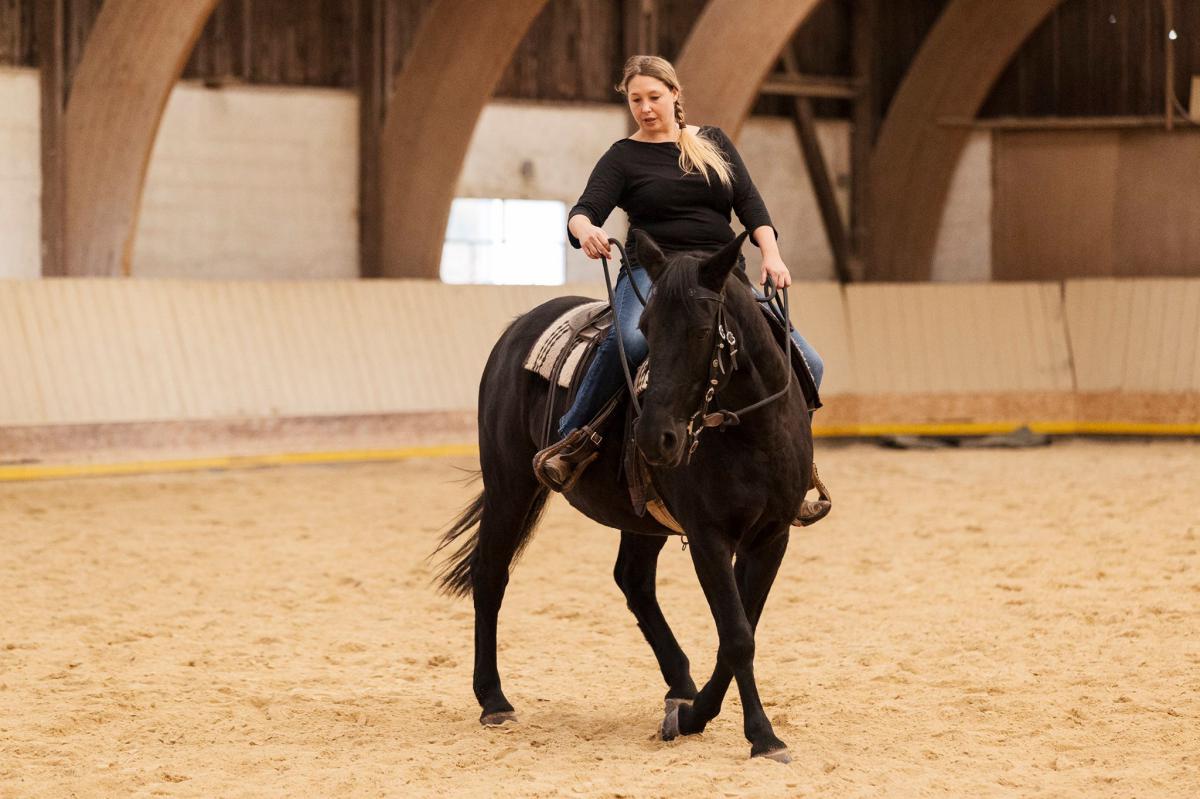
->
[738,116,849,281]
[0,68,42,280]
[0,71,996,282]
[931,130,992,282]
[132,82,359,279]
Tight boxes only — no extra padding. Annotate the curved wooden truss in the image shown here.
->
[868,0,1068,281]
[674,0,824,139]
[63,0,221,276]
[378,0,552,278]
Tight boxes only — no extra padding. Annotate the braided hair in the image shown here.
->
[617,55,733,189]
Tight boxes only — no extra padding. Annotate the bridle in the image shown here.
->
[600,238,794,464]
[678,282,792,462]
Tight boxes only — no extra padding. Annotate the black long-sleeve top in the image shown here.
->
[567,125,777,266]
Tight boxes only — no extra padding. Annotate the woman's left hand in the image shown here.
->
[760,253,792,289]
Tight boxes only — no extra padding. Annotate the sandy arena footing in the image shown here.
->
[1,440,1197,797]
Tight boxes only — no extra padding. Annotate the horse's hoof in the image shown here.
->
[660,705,681,741]
[664,697,693,714]
[754,746,792,764]
[480,710,518,726]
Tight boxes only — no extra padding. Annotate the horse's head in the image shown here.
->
[632,228,749,467]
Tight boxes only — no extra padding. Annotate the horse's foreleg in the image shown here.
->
[665,531,790,761]
[614,531,697,705]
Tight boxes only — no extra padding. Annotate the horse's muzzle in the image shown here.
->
[635,415,687,468]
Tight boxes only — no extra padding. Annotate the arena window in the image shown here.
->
[440,198,566,285]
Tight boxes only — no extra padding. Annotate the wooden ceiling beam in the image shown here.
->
[760,74,859,101]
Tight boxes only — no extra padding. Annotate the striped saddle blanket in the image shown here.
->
[523,300,612,388]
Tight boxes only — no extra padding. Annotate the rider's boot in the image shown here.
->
[532,426,602,493]
[533,393,622,493]
[793,462,832,527]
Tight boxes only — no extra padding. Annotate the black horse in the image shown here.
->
[434,229,813,762]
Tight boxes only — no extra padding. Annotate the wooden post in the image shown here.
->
[36,0,66,277]
[622,0,657,58]
[358,0,385,278]
[622,0,657,136]
[1164,0,1175,131]
[782,46,852,284]
[850,0,875,282]
[242,0,253,81]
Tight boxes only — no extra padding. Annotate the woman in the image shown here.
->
[535,55,829,526]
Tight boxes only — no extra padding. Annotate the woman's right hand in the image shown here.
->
[578,225,613,260]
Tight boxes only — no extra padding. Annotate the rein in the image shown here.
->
[599,239,646,417]
[600,237,794,464]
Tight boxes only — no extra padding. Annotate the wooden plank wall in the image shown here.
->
[0,279,603,426]
[983,0,1200,118]
[1,0,1197,122]
[789,282,853,395]
[1,278,1197,445]
[187,0,358,87]
[1065,278,1200,427]
[0,0,35,66]
[994,129,1200,280]
[829,281,1077,432]
[846,282,1072,394]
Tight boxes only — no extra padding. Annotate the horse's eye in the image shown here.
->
[695,327,713,342]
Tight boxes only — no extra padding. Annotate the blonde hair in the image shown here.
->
[617,55,733,189]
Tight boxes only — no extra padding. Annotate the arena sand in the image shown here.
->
[1,440,1197,798]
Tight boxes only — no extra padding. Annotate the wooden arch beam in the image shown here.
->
[868,0,1067,281]
[379,0,552,278]
[64,0,221,276]
[674,0,824,139]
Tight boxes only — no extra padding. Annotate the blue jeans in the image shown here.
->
[557,266,824,437]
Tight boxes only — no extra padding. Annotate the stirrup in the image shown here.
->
[533,426,603,493]
[793,462,832,527]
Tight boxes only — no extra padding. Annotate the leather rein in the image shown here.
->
[600,238,794,464]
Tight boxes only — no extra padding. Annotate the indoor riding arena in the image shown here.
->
[2,2,1198,797]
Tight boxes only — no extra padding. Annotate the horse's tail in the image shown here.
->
[432,488,487,597]
[432,472,550,598]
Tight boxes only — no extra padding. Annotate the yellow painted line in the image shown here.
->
[4,420,1197,484]
[0,444,480,483]
[1071,422,1200,436]
[814,421,1200,437]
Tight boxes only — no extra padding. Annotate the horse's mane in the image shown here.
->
[651,257,699,307]
[651,249,753,312]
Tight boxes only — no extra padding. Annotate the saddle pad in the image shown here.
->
[523,300,610,388]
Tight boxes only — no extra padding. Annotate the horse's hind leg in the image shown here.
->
[471,467,548,725]
[613,531,697,706]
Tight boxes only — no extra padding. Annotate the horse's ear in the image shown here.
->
[699,231,748,292]
[632,229,667,281]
